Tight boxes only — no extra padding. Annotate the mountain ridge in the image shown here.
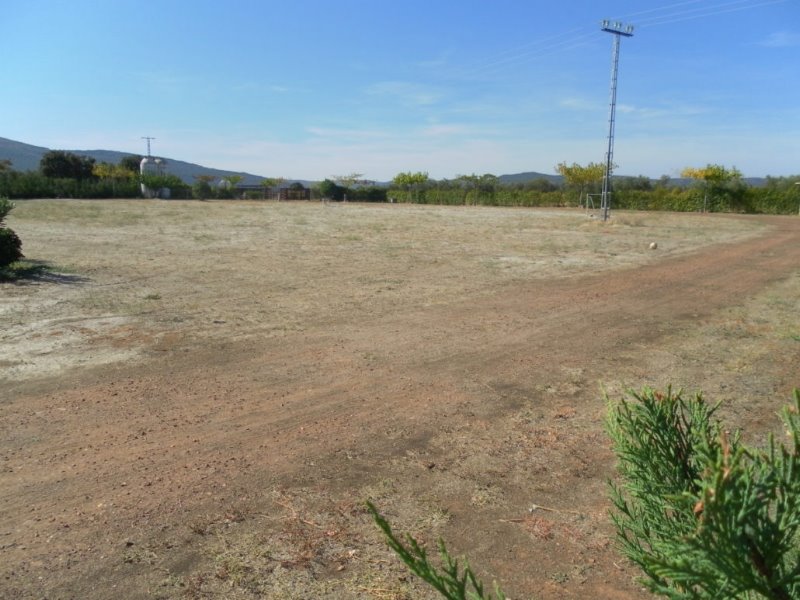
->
[0,136,770,187]
[0,137,571,186]
[0,137,272,186]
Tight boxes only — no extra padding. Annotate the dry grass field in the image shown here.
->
[1,200,799,599]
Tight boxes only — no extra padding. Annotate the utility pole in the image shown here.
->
[599,20,634,222]
[141,136,156,157]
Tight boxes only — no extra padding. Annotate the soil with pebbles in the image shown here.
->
[2,201,799,599]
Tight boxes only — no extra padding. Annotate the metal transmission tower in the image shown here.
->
[141,136,156,157]
[599,20,634,222]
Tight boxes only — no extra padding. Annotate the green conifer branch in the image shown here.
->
[367,501,506,600]
[608,387,800,599]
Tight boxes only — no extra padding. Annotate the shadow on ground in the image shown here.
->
[0,260,89,285]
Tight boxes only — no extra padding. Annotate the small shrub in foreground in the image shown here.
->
[0,198,23,268]
[371,387,800,599]
[607,387,800,599]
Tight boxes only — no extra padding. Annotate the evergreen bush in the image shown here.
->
[0,198,23,267]
[607,387,800,599]
[371,387,800,599]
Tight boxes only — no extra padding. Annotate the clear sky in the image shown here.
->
[3,0,798,181]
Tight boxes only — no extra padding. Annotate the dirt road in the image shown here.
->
[2,209,799,599]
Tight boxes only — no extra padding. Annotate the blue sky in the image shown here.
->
[3,0,798,180]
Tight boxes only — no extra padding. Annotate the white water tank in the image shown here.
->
[140,156,158,176]
[140,157,169,199]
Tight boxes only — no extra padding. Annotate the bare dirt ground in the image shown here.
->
[1,200,799,599]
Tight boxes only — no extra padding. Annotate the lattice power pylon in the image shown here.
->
[599,20,634,222]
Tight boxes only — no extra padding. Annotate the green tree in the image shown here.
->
[141,173,187,199]
[392,171,429,202]
[332,172,365,189]
[456,173,498,204]
[615,175,653,192]
[655,174,673,189]
[220,175,244,198]
[222,175,244,188]
[555,161,606,206]
[118,155,143,174]
[0,159,12,173]
[681,164,743,212]
[192,174,216,200]
[93,162,136,196]
[40,150,96,180]
[317,178,345,201]
[332,173,369,200]
[0,198,23,268]
[525,178,558,193]
[260,177,285,199]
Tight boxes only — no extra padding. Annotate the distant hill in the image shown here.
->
[0,137,272,186]
[497,171,563,185]
[1,137,769,188]
[0,137,52,172]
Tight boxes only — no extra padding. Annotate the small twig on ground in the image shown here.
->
[358,586,401,600]
[273,498,322,528]
[498,503,585,523]
[529,503,584,516]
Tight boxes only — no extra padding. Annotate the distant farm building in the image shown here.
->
[280,183,311,201]
[233,182,311,200]
[234,184,272,199]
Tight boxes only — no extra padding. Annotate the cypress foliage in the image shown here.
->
[368,501,506,600]
[607,388,800,599]
[0,198,23,268]
[372,388,800,599]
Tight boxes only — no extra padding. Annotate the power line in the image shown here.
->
[620,0,788,28]
[611,0,707,21]
[467,0,787,76]
[468,30,599,76]
[473,26,589,67]
[464,28,598,77]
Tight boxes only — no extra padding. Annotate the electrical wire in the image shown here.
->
[469,30,599,77]
[614,0,788,28]
[609,0,707,20]
[458,0,787,78]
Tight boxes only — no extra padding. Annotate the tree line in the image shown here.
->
[1,153,798,214]
[383,166,799,215]
[0,151,187,199]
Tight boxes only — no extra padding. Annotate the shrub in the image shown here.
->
[607,387,800,599]
[0,197,13,223]
[372,387,800,599]
[0,227,23,267]
[0,198,23,267]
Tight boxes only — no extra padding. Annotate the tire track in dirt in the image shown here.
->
[1,216,799,599]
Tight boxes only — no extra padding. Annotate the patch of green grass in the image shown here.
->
[13,201,102,223]
[0,260,83,283]
[0,260,50,281]
[192,233,216,243]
